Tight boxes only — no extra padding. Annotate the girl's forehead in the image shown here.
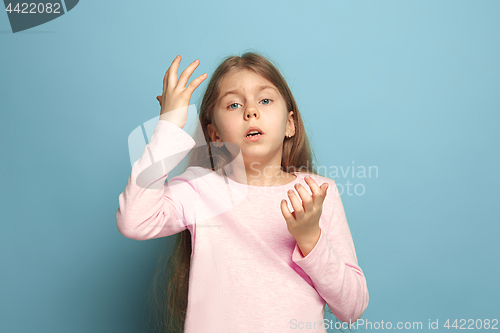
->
[221,69,272,87]
[218,70,277,96]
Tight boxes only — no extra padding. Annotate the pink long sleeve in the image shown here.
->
[116,118,369,332]
[291,181,369,323]
[116,120,198,241]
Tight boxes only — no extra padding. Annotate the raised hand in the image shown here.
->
[156,55,207,129]
[281,176,329,256]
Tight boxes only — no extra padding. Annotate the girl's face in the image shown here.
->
[208,69,295,165]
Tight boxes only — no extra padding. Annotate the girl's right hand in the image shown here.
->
[156,55,207,129]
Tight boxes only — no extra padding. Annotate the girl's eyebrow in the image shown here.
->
[219,85,277,100]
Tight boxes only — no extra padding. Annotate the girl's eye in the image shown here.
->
[226,98,272,110]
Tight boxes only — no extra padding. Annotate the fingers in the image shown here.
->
[280,200,295,224]
[166,55,181,95]
[163,55,207,99]
[162,59,175,95]
[293,183,314,213]
[304,176,329,208]
[287,189,304,219]
[321,183,329,197]
[184,73,208,95]
[178,59,208,96]
[177,59,200,90]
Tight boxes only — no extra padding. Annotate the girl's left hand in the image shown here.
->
[281,176,329,243]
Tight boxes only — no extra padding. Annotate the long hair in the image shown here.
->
[147,51,327,332]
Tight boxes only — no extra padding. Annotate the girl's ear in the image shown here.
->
[207,123,215,140]
[207,123,224,146]
[286,110,296,136]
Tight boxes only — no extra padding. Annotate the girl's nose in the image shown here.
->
[244,103,259,118]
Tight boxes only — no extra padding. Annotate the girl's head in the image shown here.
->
[207,68,295,166]
[190,51,318,175]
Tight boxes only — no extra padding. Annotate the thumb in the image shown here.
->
[322,183,329,196]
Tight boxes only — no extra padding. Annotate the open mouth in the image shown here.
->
[246,131,263,137]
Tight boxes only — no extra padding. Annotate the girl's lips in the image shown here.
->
[244,133,264,142]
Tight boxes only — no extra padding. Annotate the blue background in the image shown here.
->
[1,0,499,332]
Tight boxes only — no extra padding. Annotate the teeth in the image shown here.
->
[246,130,262,137]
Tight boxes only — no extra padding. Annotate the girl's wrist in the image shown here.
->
[160,112,183,128]
[295,228,321,256]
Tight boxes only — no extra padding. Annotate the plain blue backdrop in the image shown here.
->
[1,0,499,332]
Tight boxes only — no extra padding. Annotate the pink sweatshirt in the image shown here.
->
[116,120,369,333]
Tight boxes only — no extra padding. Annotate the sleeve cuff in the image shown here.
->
[152,119,196,149]
[145,119,197,161]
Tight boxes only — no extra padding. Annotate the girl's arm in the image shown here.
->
[116,119,198,240]
[292,180,369,323]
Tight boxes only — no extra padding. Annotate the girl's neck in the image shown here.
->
[228,164,295,187]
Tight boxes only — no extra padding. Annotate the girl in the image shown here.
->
[116,52,369,333]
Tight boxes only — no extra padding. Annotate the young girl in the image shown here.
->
[116,52,369,333]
